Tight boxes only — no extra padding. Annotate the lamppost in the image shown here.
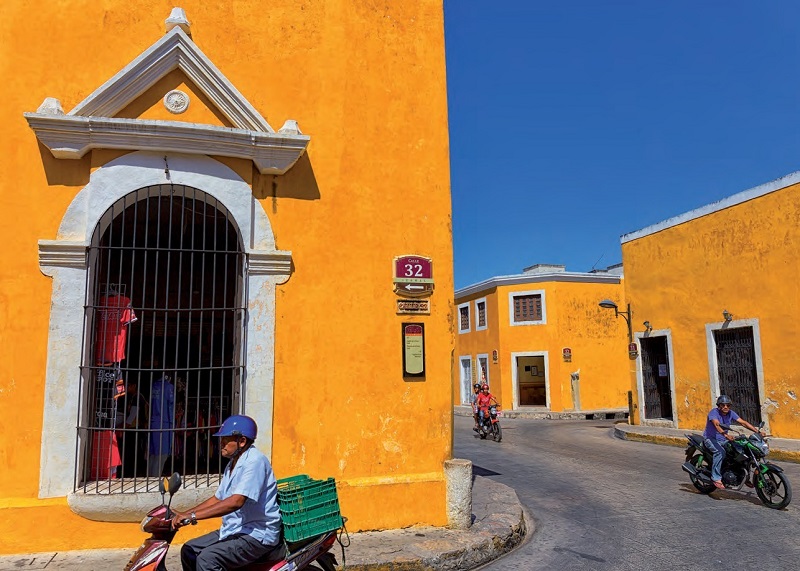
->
[598,299,632,344]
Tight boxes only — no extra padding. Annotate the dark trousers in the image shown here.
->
[180,530,284,571]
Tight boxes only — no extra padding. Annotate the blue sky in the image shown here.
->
[444,1,800,289]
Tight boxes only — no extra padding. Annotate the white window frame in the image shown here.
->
[38,152,292,517]
[459,356,474,404]
[508,289,547,326]
[474,297,488,331]
[458,302,471,334]
[477,353,490,385]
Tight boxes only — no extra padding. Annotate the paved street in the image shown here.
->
[454,416,800,571]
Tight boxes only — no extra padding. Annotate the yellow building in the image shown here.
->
[621,172,800,437]
[0,2,453,553]
[454,264,632,416]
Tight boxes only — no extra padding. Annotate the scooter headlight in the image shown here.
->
[140,516,152,532]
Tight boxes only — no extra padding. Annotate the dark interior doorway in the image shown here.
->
[640,336,673,421]
[715,326,761,424]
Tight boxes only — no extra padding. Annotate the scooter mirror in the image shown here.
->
[168,473,182,495]
[159,477,167,495]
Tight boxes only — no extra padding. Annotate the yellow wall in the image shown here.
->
[0,0,452,553]
[622,181,800,436]
[454,277,631,413]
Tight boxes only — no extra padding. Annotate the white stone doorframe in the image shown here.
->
[37,151,291,499]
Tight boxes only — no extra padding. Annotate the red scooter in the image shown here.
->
[125,473,342,571]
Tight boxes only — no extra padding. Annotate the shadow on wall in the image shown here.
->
[253,152,320,207]
[37,140,91,187]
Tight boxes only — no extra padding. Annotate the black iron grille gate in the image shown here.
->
[640,336,673,420]
[714,326,761,424]
[76,184,246,493]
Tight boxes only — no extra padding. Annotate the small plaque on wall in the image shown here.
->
[402,322,425,379]
[396,299,431,314]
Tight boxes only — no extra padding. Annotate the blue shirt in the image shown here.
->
[149,376,174,455]
[215,446,281,545]
[703,407,740,442]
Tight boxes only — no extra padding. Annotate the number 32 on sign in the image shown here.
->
[393,255,434,298]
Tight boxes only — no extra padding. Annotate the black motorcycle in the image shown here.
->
[681,423,792,509]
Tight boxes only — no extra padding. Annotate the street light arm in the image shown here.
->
[617,304,633,344]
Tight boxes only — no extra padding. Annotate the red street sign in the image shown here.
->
[393,255,433,284]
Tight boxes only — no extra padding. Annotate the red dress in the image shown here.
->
[95,295,137,365]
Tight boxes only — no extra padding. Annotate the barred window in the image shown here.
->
[459,304,470,333]
[77,184,245,493]
[477,301,486,328]
[513,294,542,323]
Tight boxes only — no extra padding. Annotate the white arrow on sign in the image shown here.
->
[404,284,426,291]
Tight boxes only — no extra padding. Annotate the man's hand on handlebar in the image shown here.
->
[171,511,192,530]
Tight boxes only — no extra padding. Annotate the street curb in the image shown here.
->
[613,425,800,464]
[341,477,529,571]
[612,425,686,448]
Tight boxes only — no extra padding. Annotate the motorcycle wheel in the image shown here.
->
[687,454,716,494]
[756,470,792,509]
[492,422,502,442]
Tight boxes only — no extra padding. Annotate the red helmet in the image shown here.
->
[481,384,489,390]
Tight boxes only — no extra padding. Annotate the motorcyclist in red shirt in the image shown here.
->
[476,384,498,425]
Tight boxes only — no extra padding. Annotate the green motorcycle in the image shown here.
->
[681,423,791,509]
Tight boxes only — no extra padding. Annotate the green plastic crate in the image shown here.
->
[277,474,343,542]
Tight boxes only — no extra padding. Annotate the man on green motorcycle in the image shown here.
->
[703,395,763,489]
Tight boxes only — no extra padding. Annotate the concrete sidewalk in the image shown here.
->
[0,475,528,571]
[613,422,800,463]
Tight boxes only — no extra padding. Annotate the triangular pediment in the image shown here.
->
[69,26,272,132]
[24,11,309,175]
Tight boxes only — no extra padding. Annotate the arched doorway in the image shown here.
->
[78,184,245,492]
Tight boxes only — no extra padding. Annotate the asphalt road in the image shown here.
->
[454,415,800,571]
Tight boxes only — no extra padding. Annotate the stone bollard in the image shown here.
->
[444,458,473,529]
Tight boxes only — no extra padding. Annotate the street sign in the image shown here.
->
[393,255,434,298]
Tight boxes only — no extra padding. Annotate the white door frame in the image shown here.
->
[634,329,678,428]
[510,351,549,410]
[705,318,769,433]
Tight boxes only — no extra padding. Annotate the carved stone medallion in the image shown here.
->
[163,89,190,114]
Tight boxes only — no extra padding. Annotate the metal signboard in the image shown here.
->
[393,255,434,298]
[402,323,426,379]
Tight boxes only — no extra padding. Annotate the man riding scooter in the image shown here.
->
[171,415,284,571]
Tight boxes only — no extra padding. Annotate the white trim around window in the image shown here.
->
[474,297,487,331]
[477,353,489,385]
[508,289,547,326]
[458,302,471,334]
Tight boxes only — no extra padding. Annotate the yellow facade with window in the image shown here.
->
[453,266,632,415]
[621,173,800,438]
[0,1,453,553]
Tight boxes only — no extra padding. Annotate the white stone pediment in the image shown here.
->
[24,16,309,174]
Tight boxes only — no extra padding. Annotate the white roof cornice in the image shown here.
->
[455,271,622,300]
[24,16,309,175]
